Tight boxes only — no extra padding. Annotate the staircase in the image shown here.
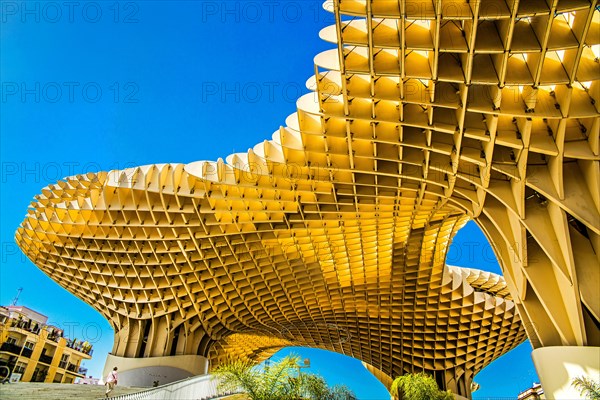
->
[104,374,239,400]
[0,382,140,400]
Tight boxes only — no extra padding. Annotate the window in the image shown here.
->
[59,354,69,369]
[14,361,27,374]
[53,372,63,383]
[6,337,17,345]
[20,340,35,358]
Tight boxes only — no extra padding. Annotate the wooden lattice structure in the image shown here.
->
[16,0,599,397]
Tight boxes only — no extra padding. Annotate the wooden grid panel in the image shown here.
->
[15,167,525,395]
[15,0,599,396]
[318,0,599,352]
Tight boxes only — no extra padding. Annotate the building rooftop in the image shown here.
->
[6,305,48,325]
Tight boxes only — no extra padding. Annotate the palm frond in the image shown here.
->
[572,376,600,400]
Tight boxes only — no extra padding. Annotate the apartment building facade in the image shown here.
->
[0,305,92,384]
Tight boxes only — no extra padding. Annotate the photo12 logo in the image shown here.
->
[1,82,139,104]
[1,161,139,184]
[201,81,304,104]
[1,2,140,24]
[199,1,334,24]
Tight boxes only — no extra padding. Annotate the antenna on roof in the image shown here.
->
[11,288,23,306]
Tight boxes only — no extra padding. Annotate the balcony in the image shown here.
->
[0,342,23,355]
[21,347,33,358]
[59,361,67,369]
[47,332,62,343]
[38,353,54,365]
[31,369,48,382]
[66,363,84,376]
[65,339,93,356]
[9,319,41,335]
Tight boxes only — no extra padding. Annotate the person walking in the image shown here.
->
[105,366,118,397]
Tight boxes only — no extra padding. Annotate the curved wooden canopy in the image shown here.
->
[16,0,599,397]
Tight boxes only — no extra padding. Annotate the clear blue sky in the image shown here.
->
[1,1,538,398]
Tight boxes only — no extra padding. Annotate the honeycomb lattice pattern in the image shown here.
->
[16,0,599,397]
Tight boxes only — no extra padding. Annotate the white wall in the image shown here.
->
[532,346,600,400]
[103,353,209,387]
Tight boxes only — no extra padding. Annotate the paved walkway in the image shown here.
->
[0,382,141,399]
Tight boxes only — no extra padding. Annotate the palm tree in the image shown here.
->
[327,383,356,400]
[572,376,600,400]
[301,373,355,400]
[390,372,454,400]
[212,354,356,400]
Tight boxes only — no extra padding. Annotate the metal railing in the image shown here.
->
[9,319,41,334]
[21,347,33,358]
[104,374,237,400]
[38,353,54,364]
[1,317,93,354]
[0,342,22,355]
[66,362,80,373]
[473,398,526,400]
[65,339,93,356]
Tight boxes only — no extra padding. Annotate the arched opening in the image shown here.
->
[263,347,390,400]
[472,341,539,398]
[449,220,541,398]
[447,220,502,275]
